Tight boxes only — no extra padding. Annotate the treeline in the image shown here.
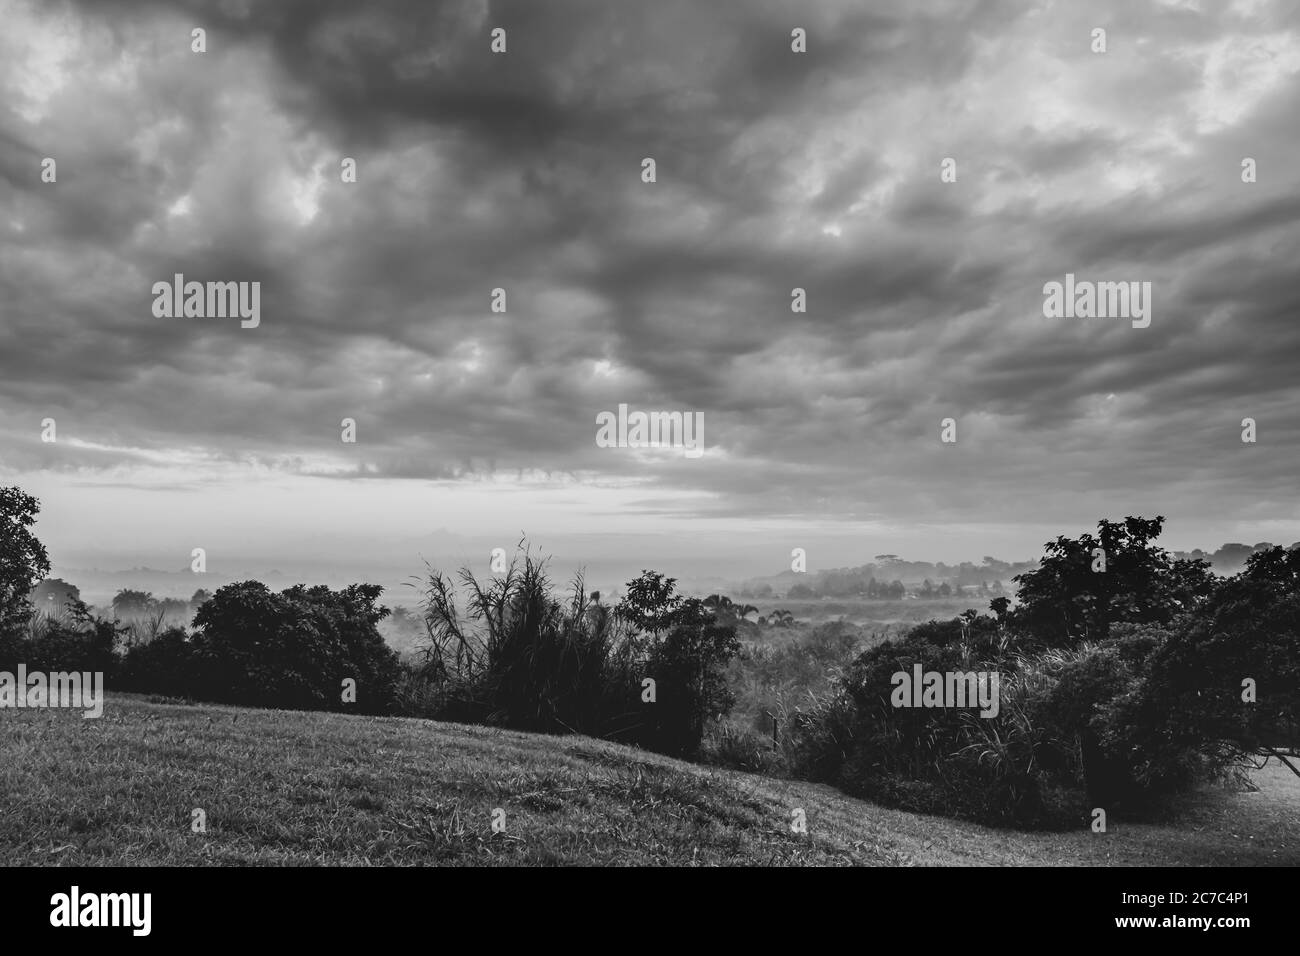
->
[1173,541,1300,574]
[0,488,741,761]
[779,578,1007,600]
[741,542,1296,602]
[105,588,211,618]
[785,578,908,600]
[3,566,742,760]
[741,555,1036,600]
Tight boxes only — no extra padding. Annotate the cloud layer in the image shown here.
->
[2,0,1298,567]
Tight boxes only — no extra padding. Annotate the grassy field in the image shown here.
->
[1,693,1297,866]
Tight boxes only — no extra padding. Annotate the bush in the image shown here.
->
[0,602,119,675]
[411,546,741,759]
[786,543,1300,827]
[638,599,740,758]
[117,626,197,698]
[185,581,401,714]
[1101,561,1300,794]
[786,686,859,783]
[415,548,637,731]
[784,614,1152,827]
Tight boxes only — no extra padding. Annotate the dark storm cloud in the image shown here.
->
[1,0,1298,533]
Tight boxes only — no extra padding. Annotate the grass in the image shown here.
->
[1,693,1297,866]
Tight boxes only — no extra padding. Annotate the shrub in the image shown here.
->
[117,626,197,698]
[786,542,1300,827]
[786,686,859,783]
[186,581,401,714]
[0,602,119,675]
[785,613,1151,827]
[1101,559,1300,794]
[415,548,637,732]
[638,599,741,758]
[411,545,741,759]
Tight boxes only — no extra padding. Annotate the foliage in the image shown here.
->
[638,598,741,757]
[411,545,741,758]
[185,581,401,714]
[1105,547,1300,790]
[787,520,1300,828]
[117,626,195,696]
[0,601,119,674]
[0,487,51,635]
[1010,516,1215,645]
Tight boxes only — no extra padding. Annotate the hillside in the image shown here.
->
[1,694,1296,866]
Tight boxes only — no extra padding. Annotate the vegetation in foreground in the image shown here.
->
[4,485,1298,837]
[788,518,1300,827]
[1,693,1296,866]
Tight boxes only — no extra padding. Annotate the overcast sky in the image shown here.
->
[2,0,1298,588]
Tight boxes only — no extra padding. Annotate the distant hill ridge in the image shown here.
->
[741,541,1297,593]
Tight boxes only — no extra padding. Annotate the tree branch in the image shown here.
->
[1263,747,1300,780]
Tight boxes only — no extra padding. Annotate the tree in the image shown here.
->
[0,487,51,633]
[1116,546,1300,784]
[702,594,734,613]
[112,589,156,616]
[616,571,682,635]
[643,597,741,758]
[190,581,399,713]
[32,578,81,614]
[156,597,190,616]
[1011,516,1213,645]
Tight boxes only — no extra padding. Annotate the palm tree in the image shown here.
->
[703,594,737,617]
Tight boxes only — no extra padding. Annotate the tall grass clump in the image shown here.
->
[406,542,741,758]
[413,545,631,732]
[0,602,119,675]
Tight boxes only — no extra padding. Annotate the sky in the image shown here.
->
[1,0,1298,595]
